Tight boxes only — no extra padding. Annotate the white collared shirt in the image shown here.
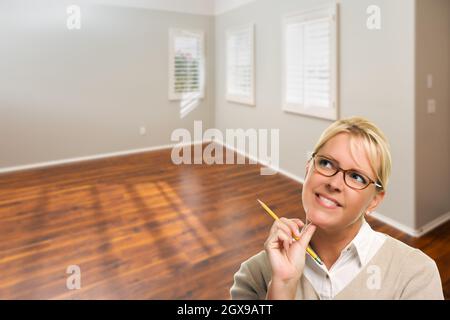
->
[303,220,387,300]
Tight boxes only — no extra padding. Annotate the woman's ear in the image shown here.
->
[365,191,385,216]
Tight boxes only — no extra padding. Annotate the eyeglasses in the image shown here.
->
[311,153,383,191]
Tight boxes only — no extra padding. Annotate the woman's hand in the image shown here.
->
[264,218,316,299]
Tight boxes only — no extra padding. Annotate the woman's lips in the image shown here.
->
[315,193,342,209]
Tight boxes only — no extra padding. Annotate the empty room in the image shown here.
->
[0,0,449,301]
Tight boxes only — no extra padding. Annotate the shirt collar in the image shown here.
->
[341,219,374,266]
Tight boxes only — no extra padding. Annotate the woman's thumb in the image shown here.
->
[298,224,316,250]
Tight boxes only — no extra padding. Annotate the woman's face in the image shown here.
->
[302,133,385,232]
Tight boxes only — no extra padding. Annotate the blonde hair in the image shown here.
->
[312,116,392,192]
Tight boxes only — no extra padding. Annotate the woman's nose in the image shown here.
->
[326,170,345,191]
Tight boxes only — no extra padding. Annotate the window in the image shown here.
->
[226,24,255,106]
[169,28,205,117]
[282,4,338,120]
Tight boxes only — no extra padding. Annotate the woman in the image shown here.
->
[230,116,444,300]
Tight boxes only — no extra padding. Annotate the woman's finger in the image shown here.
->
[270,219,293,238]
[276,229,292,252]
[265,228,291,250]
[276,229,293,252]
[280,217,302,238]
[292,218,305,229]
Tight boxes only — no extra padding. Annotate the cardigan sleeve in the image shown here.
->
[230,251,271,300]
[399,249,444,300]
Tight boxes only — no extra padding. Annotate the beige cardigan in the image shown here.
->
[230,236,444,300]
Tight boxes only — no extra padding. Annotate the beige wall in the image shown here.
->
[0,0,215,168]
[215,0,417,229]
[415,0,450,228]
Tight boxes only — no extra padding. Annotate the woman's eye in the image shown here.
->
[350,172,367,184]
[319,159,333,168]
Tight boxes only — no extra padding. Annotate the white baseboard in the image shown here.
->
[371,210,450,238]
[214,140,450,238]
[0,140,206,174]
[369,212,419,237]
[416,211,450,236]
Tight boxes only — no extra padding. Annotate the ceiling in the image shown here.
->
[88,0,256,16]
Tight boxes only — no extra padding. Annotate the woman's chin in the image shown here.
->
[306,208,338,229]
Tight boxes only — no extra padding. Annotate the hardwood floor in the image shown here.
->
[0,144,448,299]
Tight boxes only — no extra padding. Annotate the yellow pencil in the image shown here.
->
[257,199,323,265]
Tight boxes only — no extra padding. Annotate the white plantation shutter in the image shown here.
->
[283,5,338,120]
[286,18,330,107]
[169,29,205,103]
[286,23,304,105]
[226,24,255,105]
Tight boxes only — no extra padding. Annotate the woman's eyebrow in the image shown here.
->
[321,153,369,175]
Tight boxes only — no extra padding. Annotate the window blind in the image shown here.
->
[283,5,337,120]
[286,18,330,108]
[226,24,254,105]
